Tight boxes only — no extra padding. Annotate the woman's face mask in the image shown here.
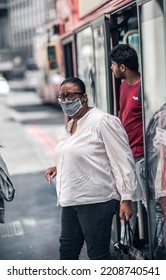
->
[60,98,82,116]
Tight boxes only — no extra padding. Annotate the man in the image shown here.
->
[109,44,145,243]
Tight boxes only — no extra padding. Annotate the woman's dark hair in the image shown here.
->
[60,77,86,93]
[109,44,139,71]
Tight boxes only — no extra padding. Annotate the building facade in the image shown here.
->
[8,0,47,60]
[8,0,57,63]
[0,0,12,78]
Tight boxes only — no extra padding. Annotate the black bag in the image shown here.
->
[113,219,148,260]
[152,216,166,259]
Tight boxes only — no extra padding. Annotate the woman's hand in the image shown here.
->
[45,166,57,183]
[120,200,132,221]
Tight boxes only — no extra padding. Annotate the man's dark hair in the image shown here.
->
[60,77,86,93]
[109,44,139,71]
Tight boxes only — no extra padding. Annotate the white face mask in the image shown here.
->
[60,98,82,116]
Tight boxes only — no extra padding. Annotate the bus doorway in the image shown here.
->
[109,3,149,252]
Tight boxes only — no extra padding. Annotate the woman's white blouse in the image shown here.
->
[54,107,143,206]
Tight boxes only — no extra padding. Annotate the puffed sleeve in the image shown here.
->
[99,114,143,201]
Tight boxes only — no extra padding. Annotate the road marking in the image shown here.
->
[0,221,24,238]
[22,218,36,227]
[25,125,58,156]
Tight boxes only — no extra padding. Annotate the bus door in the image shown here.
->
[137,0,166,259]
[109,3,150,249]
[110,4,139,115]
[75,15,112,113]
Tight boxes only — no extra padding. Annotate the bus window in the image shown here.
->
[76,27,95,107]
[140,0,166,123]
[123,30,140,71]
[76,23,109,112]
[47,45,58,70]
[123,30,139,50]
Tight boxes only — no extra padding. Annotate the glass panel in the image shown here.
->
[123,31,141,71]
[93,25,108,112]
[76,27,95,107]
[141,1,166,123]
[140,0,166,259]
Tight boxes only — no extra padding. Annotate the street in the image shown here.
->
[0,83,87,260]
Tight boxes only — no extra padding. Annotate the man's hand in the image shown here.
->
[120,200,132,221]
[45,166,57,183]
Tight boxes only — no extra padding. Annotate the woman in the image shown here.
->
[45,77,142,260]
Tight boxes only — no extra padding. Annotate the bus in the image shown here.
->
[55,0,166,260]
[33,22,65,105]
[56,0,166,259]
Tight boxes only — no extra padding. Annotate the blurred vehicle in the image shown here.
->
[11,65,26,79]
[33,28,64,105]
[23,69,42,91]
[23,58,42,91]
[11,56,25,79]
[38,70,64,104]
[0,61,13,80]
[0,75,10,95]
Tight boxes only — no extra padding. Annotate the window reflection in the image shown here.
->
[76,25,108,112]
[76,27,95,107]
[93,25,107,112]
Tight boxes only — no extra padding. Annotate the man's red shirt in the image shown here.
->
[120,80,144,157]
